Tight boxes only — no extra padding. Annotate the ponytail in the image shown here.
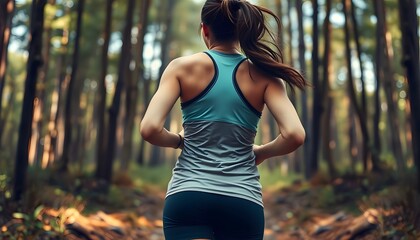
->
[201,0,308,90]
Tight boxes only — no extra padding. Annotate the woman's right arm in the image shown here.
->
[253,79,306,165]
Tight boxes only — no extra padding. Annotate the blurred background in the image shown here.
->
[0,0,419,239]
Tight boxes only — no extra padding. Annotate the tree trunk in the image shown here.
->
[101,0,135,184]
[13,0,47,201]
[0,0,15,144]
[46,26,69,167]
[309,0,321,177]
[149,0,176,166]
[61,0,85,172]
[350,0,367,135]
[397,0,420,191]
[374,0,405,173]
[95,0,113,180]
[29,22,53,167]
[320,0,336,179]
[342,0,370,173]
[295,0,311,179]
[120,0,150,171]
[286,0,301,173]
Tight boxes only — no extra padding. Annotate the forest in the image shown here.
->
[0,0,419,239]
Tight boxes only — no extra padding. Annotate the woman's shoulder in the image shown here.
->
[168,52,213,74]
[170,52,210,66]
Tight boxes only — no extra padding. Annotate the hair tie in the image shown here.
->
[231,0,242,11]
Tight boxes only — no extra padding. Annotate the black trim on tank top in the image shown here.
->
[232,59,262,117]
[181,52,219,109]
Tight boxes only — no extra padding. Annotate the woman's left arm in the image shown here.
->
[140,59,183,149]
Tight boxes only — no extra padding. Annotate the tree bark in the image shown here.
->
[309,0,321,177]
[29,20,53,167]
[295,0,311,179]
[286,0,301,173]
[342,0,370,173]
[149,0,176,166]
[101,0,135,184]
[61,0,85,172]
[374,1,406,173]
[397,0,420,191]
[120,0,150,171]
[320,0,336,179]
[13,0,47,201]
[95,0,113,180]
[0,0,15,144]
[374,0,405,172]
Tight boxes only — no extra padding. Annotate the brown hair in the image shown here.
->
[201,0,308,90]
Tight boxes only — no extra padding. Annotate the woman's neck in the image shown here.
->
[208,42,241,54]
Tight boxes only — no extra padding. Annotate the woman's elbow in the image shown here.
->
[287,127,306,148]
[294,128,306,146]
[140,121,160,142]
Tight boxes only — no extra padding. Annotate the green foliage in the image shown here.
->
[0,205,66,239]
[128,164,173,191]
[311,185,337,208]
[258,165,303,192]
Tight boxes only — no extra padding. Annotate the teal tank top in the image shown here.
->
[166,50,264,207]
[181,50,261,131]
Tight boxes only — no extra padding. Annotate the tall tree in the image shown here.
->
[149,0,176,166]
[120,0,151,171]
[295,0,310,179]
[60,0,85,171]
[100,0,135,184]
[13,0,47,201]
[285,0,301,173]
[136,0,152,166]
[309,0,321,177]
[374,0,405,172]
[43,15,70,167]
[397,0,420,190]
[0,0,15,140]
[342,0,371,172]
[95,0,113,180]
[29,0,55,166]
[320,0,336,178]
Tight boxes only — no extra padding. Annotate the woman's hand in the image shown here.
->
[177,129,185,149]
[253,145,264,166]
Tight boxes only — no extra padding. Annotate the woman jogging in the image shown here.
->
[140,0,308,239]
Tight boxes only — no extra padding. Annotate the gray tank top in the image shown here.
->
[166,50,263,206]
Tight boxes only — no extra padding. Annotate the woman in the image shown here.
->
[140,0,308,239]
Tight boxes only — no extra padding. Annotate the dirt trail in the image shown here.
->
[61,188,383,240]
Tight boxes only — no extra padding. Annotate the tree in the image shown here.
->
[60,0,85,171]
[120,0,151,171]
[342,0,371,172]
[295,0,311,179]
[397,0,420,190]
[309,0,321,177]
[374,0,405,173]
[320,0,336,178]
[0,0,15,143]
[13,0,47,201]
[149,0,176,166]
[95,0,113,180]
[100,0,135,184]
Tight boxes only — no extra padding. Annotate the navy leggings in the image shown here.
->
[163,191,264,240]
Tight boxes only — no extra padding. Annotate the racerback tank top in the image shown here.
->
[166,50,264,206]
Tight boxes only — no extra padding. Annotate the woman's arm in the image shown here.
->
[140,59,183,149]
[254,79,306,165]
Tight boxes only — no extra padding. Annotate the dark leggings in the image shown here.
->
[163,191,264,240]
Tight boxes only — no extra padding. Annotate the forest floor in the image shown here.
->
[1,170,420,240]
